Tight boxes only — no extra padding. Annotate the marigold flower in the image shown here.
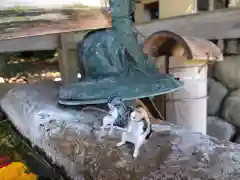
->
[0,162,37,180]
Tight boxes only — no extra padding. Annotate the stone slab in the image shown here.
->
[1,81,240,180]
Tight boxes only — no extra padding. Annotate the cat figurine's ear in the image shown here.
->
[107,95,124,107]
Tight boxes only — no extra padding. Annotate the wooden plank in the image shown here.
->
[226,39,239,54]
[59,32,78,85]
[217,39,225,52]
[135,7,240,40]
[0,34,58,53]
[0,30,90,53]
[0,8,111,40]
[209,0,215,11]
[58,32,86,85]
[159,0,196,19]
[139,0,158,4]
[3,7,240,54]
[135,2,146,23]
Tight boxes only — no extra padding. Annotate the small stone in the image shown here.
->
[207,116,235,141]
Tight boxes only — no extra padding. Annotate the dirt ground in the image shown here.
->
[0,51,61,100]
[0,51,61,83]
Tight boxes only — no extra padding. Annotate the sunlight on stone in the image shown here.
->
[53,73,81,82]
[0,77,5,83]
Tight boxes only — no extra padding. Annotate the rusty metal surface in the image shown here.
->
[143,30,223,61]
[0,8,112,40]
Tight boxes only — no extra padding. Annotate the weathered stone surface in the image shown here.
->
[0,80,100,146]
[1,82,240,180]
[214,55,240,89]
[222,89,240,128]
[0,83,17,98]
[207,116,235,141]
[207,78,228,116]
[42,125,240,180]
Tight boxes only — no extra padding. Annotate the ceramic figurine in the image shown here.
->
[58,0,183,106]
[100,96,133,135]
[116,106,152,158]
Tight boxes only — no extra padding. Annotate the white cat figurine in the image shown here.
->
[100,96,132,135]
[101,102,119,135]
[116,106,152,158]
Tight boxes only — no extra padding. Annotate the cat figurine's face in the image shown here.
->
[100,96,129,137]
[130,107,145,121]
[107,103,115,110]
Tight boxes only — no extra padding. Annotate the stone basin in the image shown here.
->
[1,80,240,180]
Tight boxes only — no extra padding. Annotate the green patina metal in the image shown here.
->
[58,0,183,105]
[109,0,155,73]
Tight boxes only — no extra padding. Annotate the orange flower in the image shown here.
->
[0,162,37,180]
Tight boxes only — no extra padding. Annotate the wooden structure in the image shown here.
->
[136,7,240,40]
[135,0,198,23]
[0,8,111,85]
[1,6,240,85]
[135,0,158,23]
[143,31,223,134]
[134,0,231,23]
[136,7,240,54]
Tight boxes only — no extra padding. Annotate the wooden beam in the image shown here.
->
[2,7,240,55]
[0,34,58,53]
[229,0,237,7]
[3,4,240,50]
[0,54,9,77]
[135,2,147,23]
[0,8,111,41]
[225,39,239,54]
[58,32,80,85]
[159,0,196,19]
[209,0,215,11]
[139,0,158,4]
[217,39,225,53]
[0,31,89,53]
[135,7,240,39]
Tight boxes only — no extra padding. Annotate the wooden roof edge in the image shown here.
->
[136,6,240,27]
[0,7,112,40]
